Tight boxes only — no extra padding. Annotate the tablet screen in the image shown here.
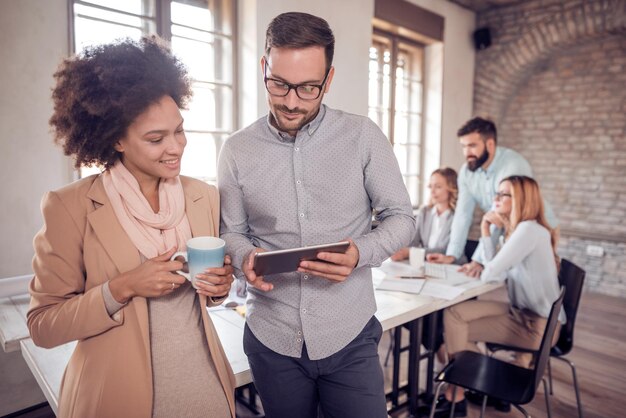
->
[253,241,350,276]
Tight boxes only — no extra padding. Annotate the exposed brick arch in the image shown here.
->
[473,0,626,121]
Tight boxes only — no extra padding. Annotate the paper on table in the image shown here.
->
[0,274,32,298]
[420,281,466,300]
[376,278,426,294]
[378,260,424,278]
[425,263,475,285]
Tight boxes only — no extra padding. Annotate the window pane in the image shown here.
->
[394,112,421,145]
[180,132,226,182]
[399,42,423,81]
[73,3,154,51]
[404,175,420,206]
[171,33,232,84]
[181,83,233,132]
[395,47,423,114]
[74,17,144,51]
[171,0,233,36]
[79,0,154,17]
[394,144,420,175]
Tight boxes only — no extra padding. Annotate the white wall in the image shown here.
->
[407,0,476,171]
[0,0,73,280]
[0,1,71,414]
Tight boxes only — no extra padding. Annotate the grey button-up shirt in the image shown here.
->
[218,105,415,360]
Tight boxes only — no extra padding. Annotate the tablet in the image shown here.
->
[253,241,350,276]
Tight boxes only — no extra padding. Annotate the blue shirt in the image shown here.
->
[446,146,558,260]
[218,105,415,360]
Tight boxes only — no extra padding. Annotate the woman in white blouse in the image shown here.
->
[432,175,564,417]
[391,167,458,261]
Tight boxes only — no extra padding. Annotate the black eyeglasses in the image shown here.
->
[263,62,330,100]
[494,192,512,200]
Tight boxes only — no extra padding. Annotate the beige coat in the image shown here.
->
[28,175,236,418]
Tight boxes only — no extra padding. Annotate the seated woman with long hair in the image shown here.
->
[431,175,565,418]
[390,167,459,366]
[391,167,459,261]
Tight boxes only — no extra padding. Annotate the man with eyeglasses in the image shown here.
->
[217,12,414,418]
[428,117,558,278]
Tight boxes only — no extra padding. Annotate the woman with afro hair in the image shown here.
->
[27,36,235,418]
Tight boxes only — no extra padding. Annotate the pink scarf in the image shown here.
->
[102,161,192,259]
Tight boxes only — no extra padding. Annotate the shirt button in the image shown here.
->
[297,331,302,335]
[297,338,302,342]
[302,308,307,314]
[299,213,305,218]
[296,180,301,185]
[294,147,300,151]
[303,275,309,280]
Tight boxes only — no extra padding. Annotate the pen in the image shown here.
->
[399,276,423,279]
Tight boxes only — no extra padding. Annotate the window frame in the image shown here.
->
[369,28,426,208]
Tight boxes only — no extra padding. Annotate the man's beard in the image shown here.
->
[467,148,489,172]
[271,105,310,133]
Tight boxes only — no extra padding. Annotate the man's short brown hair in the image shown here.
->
[265,12,335,71]
[457,117,497,143]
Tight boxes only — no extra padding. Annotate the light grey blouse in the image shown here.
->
[410,206,454,256]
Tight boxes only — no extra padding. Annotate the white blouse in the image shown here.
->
[480,220,566,322]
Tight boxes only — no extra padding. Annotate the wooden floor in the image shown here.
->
[11,290,625,418]
[384,288,626,418]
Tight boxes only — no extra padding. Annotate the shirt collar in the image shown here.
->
[266,104,327,142]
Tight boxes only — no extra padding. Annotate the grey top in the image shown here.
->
[480,221,566,323]
[410,206,454,255]
[102,281,230,417]
[218,105,415,360]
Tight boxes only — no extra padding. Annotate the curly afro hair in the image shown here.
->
[49,35,193,169]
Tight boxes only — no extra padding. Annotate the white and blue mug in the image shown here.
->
[171,236,225,289]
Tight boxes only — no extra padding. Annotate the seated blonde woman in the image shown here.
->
[390,167,458,366]
[391,167,458,261]
[431,175,565,418]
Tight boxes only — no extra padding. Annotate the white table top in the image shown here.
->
[9,268,501,414]
[0,294,30,352]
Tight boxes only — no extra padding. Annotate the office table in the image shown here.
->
[5,269,501,416]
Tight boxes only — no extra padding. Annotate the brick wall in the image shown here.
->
[470,0,626,296]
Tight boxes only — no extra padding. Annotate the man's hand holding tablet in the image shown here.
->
[242,240,358,291]
[297,239,359,282]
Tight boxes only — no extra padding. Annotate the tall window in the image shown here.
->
[72,0,235,183]
[368,32,424,206]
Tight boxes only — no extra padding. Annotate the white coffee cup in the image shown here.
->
[171,236,225,289]
[409,247,425,270]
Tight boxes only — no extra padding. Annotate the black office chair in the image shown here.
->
[428,287,565,418]
[486,258,586,418]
